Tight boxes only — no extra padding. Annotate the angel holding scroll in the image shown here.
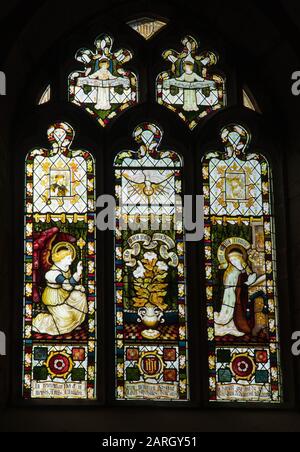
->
[162,36,217,113]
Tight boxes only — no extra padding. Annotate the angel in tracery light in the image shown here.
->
[157,35,224,129]
[70,34,137,125]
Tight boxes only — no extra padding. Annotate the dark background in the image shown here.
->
[1,0,300,432]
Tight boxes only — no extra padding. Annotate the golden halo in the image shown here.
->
[217,237,251,270]
[225,244,248,262]
[52,242,77,261]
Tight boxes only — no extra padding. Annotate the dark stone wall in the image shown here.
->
[1,0,300,432]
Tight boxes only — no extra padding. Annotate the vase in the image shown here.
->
[138,302,165,340]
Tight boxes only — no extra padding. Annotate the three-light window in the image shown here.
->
[22,24,281,404]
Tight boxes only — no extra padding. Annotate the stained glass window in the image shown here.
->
[243,89,260,112]
[157,36,226,130]
[114,123,189,401]
[127,18,167,40]
[38,85,51,105]
[203,124,281,403]
[69,34,138,127]
[23,122,97,400]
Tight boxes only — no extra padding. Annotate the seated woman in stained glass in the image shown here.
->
[32,242,87,336]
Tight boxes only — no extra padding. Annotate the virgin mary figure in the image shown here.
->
[214,249,258,337]
[33,242,88,336]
